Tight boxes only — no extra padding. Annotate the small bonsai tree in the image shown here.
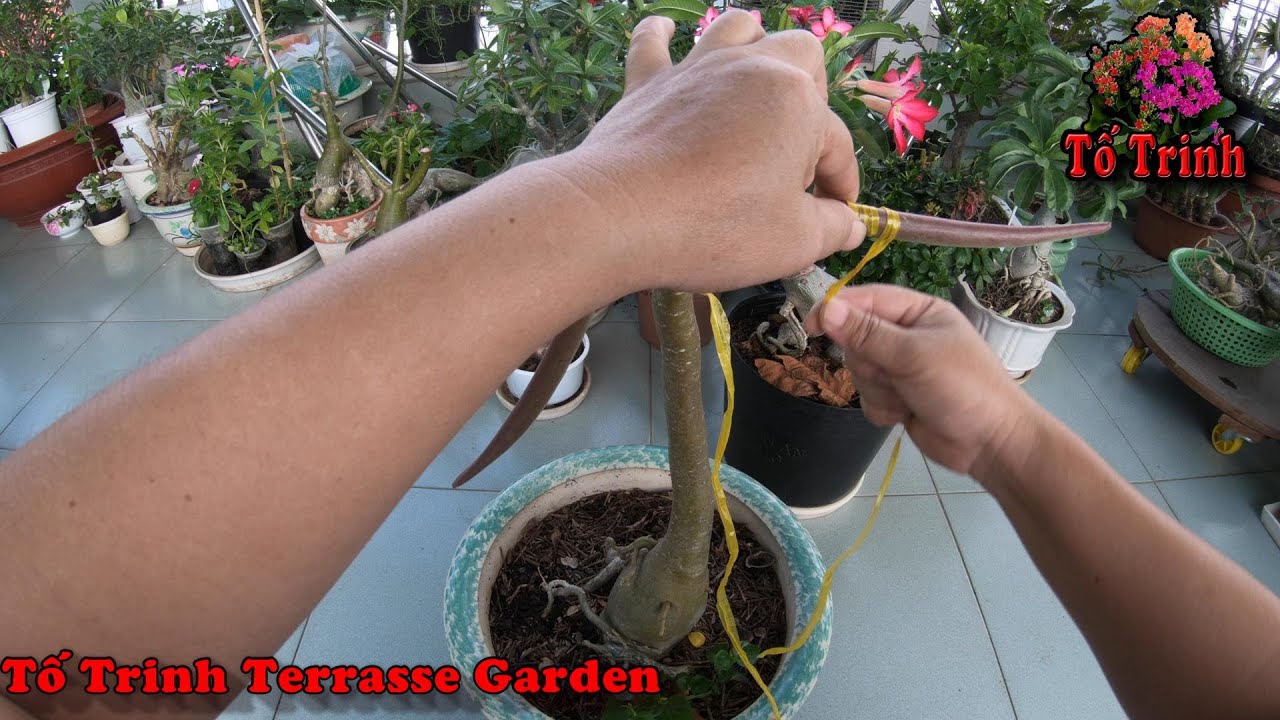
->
[1196,202,1280,329]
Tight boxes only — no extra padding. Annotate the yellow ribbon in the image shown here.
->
[701,202,904,719]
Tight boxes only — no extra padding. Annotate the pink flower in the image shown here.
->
[45,222,59,235]
[787,5,815,26]
[225,55,245,68]
[810,7,852,39]
[859,91,938,156]
[172,64,187,77]
[696,7,761,37]
[854,55,923,101]
[407,103,419,112]
[196,63,209,70]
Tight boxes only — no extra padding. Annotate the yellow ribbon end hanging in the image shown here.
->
[698,204,904,720]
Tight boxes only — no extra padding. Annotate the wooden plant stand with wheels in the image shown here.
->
[1122,290,1280,455]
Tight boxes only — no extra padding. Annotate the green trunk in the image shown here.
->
[604,290,713,655]
[311,92,352,217]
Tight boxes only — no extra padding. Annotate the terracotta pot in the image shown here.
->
[0,100,124,228]
[637,289,713,349]
[1247,172,1280,196]
[300,191,383,266]
[1134,195,1226,261]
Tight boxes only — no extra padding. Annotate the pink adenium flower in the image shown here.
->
[172,64,187,77]
[855,56,923,100]
[787,5,815,26]
[810,7,851,39]
[859,91,938,156]
[407,103,419,112]
[225,55,245,68]
[696,7,761,38]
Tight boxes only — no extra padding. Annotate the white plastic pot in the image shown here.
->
[41,199,86,238]
[505,335,590,406]
[956,279,1075,376]
[110,111,154,164]
[111,153,157,205]
[0,125,11,154]
[297,15,386,71]
[1,95,62,147]
[86,210,130,247]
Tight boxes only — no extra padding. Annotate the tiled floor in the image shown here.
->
[2,215,1279,720]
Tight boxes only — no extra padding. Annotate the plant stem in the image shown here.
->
[603,289,712,655]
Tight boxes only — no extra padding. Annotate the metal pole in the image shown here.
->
[301,0,419,108]
[229,0,326,157]
[359,39,462,104]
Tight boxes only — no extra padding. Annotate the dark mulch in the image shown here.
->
[978,284,1064,325]
[519,341,586,372]
[489,489,788,719]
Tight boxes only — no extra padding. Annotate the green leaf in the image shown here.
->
[1044,169,1072,214]
[642,0,708,23]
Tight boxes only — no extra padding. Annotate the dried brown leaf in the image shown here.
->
[778,354,823,385]
[754,358,817,398]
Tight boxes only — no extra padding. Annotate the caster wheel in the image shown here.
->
[1211,423,1245,455]
[1121,346,1149,374]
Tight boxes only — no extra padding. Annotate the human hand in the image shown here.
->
[805,284,1043,479]
[561,11,865,292]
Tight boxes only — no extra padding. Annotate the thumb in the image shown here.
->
[815,294,909,368]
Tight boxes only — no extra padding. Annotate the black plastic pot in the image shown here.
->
[234,243,270,273]
[724,293,891,510]
[87,203,124,226]
[196,224,241,277]
[407,8,478,64]
[264,213,299,266]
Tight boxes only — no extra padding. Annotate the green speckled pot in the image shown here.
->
[444,445,831,719]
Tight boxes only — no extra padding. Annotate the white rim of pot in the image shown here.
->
[959,278,1076,332]
[506,335,590,404]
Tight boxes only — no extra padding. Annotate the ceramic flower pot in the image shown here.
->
[505,335,590,406]
[85,210,130,247]
[1,95,62,148]
[139,193,199,255]
[955,279,1076,376]
[1134,195,1225,261]
[300,191,383,266]
[445,445,831,720]
[41,199,86,238]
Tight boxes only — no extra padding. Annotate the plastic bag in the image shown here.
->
[274,38,359,106]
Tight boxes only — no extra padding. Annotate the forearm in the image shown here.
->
[0,154,635,715]
[978,405,1280,719]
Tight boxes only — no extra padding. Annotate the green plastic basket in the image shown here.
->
[1168,248,1280,367]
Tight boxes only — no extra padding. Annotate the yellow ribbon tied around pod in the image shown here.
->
[700,202,904,719]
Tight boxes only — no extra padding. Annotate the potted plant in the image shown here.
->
[41,196,85,237]
[130,77,203,255]
[226,232,269,273]
[83,181,130,246]
[1166,205,1280,367]
[406,0,478,66]
[0,0,65,147]
[506,335,590,407]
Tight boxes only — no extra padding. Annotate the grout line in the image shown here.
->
[270,616,311,719]
[101,248,178,322]
[0,244,88,322]
[1054,337,1159,483]
[0,321,104,444]
[936,494,1022,720]
[1150,481,1183,524]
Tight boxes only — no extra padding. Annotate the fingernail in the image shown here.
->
[823,298,850,330]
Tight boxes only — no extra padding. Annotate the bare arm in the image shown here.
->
[0,16,862,718]
[814,286,1280,720]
